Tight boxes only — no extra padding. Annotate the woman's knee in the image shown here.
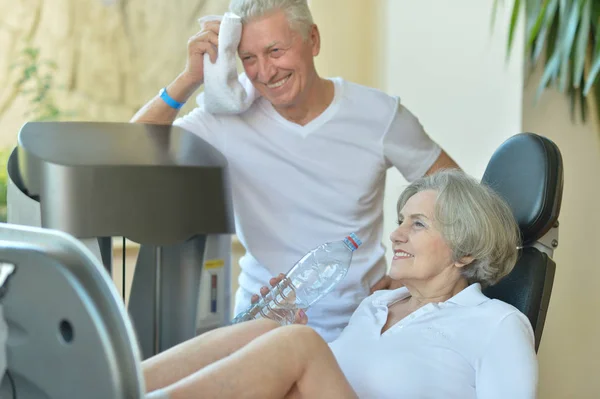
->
[279,325,330,359]
[289,325,325,344]
[252,318,281,332]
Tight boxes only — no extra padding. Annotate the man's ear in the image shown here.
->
[310,24,321,56]
[454,256,474,269]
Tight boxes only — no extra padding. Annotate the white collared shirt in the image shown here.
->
[328,283,538,398]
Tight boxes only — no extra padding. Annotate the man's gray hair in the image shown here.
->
[229,0,314,39]
[396,169,521,288]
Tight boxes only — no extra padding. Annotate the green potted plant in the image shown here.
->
[0,45,71,222]
[496,0,600,121]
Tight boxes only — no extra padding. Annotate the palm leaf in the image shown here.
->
[495,0,600,122]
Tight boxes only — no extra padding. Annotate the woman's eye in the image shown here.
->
[414,221,425,228]
[397,219,404,226]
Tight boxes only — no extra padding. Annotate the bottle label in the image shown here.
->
[344,233,362,251]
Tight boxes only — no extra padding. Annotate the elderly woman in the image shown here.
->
[143,170,537,399]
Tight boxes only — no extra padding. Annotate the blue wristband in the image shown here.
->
[159,87,185,110]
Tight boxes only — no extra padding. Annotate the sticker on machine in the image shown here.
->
[204,259,225,269]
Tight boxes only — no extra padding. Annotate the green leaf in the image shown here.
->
[545,6,560,66]
[508,0,523,52]
[23,47,38,58]
[573,0,591,88]
[44,61,58,69]
[593,76,600,122]
[591,0,600,53]
[526,0,550,49]
[558,0,580,92]
[491,0,505,31]
[579,79,588,121]
[569,76,576,119]
[533,0,559,64]
[583,52,600,94]
[537,50,561,100]
[24,65,37,79]
[583,0,600,95]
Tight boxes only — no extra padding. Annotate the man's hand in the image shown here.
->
[251,273,309,325]
[183,20,221,86]
[130,19,222,124]
[425,150,460,175]
[370,275,404,294]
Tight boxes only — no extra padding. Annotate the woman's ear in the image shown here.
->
[454,256,474,269]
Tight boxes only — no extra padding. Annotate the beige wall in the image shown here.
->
[522,63,600,398]
[309,0,380,88]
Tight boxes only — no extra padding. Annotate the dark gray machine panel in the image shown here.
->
[16,121,235,245]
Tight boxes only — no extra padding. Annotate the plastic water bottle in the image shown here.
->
[231,233,362,326]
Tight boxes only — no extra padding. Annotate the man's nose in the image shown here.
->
[257,58,276,83]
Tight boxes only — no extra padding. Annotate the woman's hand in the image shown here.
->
[251,273,309,325]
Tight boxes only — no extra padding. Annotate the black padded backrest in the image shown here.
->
[481,133,563,352]
[481,133,563,245]
[483,248,555,351]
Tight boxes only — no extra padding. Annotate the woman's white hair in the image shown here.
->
[396,169,521,288]
[229,0,314,39]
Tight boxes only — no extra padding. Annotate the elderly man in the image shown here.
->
[131,0,458,342]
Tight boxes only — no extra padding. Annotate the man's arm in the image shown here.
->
[425,149,460,175]
[130,20,221,125]
[130,73,201,125]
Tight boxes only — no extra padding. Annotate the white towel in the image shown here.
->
[197,13,259,115]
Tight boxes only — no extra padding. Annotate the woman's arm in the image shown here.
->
[144,320,356,399]
[476,312,538,399]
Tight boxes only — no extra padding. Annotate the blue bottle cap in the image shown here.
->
[344,233,362,251]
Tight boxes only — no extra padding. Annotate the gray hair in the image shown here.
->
[396,169,520,288]
[229,0,314,40]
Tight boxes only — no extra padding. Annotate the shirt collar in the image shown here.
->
[444,283,488,307]
[372,286,410,306]
[373,283,488,307]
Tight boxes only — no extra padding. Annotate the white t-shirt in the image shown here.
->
[328,284,538,398]
[174,78,441,341]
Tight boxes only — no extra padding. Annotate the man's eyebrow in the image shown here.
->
[239,41,280,56]
[265,41,280,50]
